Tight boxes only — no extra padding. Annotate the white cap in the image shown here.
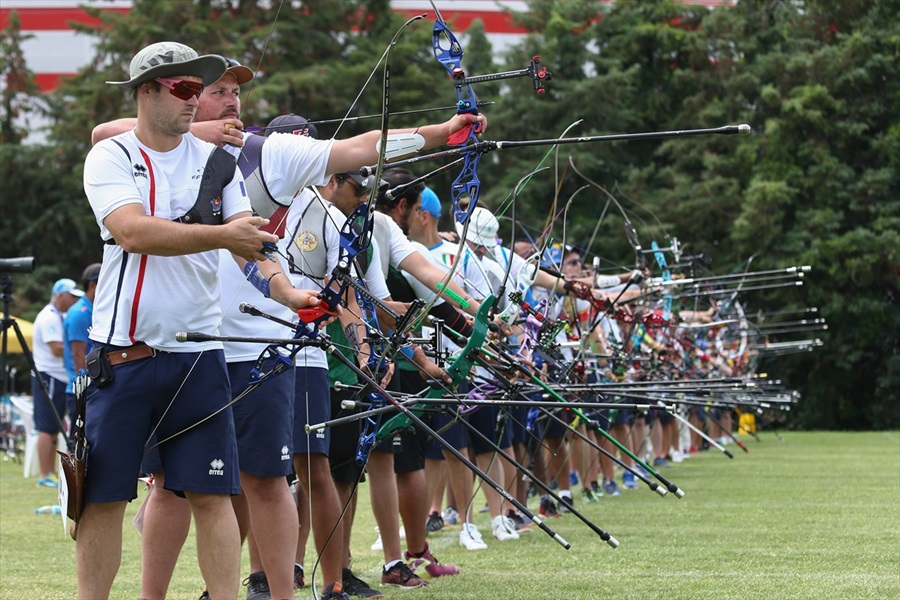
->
[455,207,499,248]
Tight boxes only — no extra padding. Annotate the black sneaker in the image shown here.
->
[243,571,271,600]
[294,564,305,589]
[539,495,560,518]
[426,510,444,533]
[558,493,574,513]
[320,582,351,600]
[198,588,210,600]
[343,568,384,598]
[506,509,532,532]
[381,562,428,588]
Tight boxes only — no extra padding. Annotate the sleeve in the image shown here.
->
[221,162,251,221]
[364,244,391,300]
[262,135,336,202]
[83,140,145,238]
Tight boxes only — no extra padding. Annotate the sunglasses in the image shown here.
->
[155,77,204,101]
[338,175,370,198]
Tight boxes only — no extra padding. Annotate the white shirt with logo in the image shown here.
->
[84,132,249,351]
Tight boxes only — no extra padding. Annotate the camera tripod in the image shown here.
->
[1,268,74,454]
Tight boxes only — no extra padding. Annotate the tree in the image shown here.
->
[0,10,42,144]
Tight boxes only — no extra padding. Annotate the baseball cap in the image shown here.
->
[107,41,227,89]
[266,114,319,139]
[342,172,388,197]
[541,246,563,269]
[420,187,441,218]
[52,278,84,298]
[82,263,102,283]
[455,207,499,248]
[224,57,254,85]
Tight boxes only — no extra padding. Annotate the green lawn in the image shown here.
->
[1,431,898,599]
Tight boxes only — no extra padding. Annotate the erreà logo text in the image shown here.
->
[209,458,225,476]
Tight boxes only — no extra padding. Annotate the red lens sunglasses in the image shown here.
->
[155,77,204,101]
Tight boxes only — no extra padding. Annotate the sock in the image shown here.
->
[384,559,403,572]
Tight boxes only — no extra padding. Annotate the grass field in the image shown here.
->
[1,431,898,599]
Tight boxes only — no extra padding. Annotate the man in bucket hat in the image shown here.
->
[79,41,326,600]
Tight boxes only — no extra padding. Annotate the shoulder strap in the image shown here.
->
[174,147,236,225]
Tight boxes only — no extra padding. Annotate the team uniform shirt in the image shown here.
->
[233,131,334,203]
[490,245,542,308]
[372,212,417,276]
[282,188,345,369]
[32,303,68,382]
[63,296,94,393]
[84,132,249,351]
[218,134,333,363]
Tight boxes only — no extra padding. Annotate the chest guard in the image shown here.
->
[174,147,237,225]
[286,197,330,280]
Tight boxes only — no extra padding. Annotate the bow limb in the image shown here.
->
[377,294,496,440]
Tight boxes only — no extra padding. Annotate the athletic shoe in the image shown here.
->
[590,481,604,498]
[491,514,520,541]
[689,446,699,455]
[539,495,560,518]
[442,505,459,525]
[478,503,490,513]
[653,457,669,468]
[36,475,58,488]
[459,522,488,550]
[295,564,305,589]
[549,477,559,490]
[320,583,351,600]
[622,470,639,489]
[198,588,210,600]
[381,562,428,588]
[405,542,460,578]
[243,571,271,600]
[634,464,650,479]
[603,479,622,496]
[569,470,580,487]
[558,492,574,513]
[426,510,444,533]
[342,568,383,598]
[370,534,383,551]
[669,450,684,463]
[506,509,532,532]
[581,487,599,503]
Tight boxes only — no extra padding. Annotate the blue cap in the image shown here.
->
[420,186,441,218]
[52,278,84,297]
[541,246,562,269]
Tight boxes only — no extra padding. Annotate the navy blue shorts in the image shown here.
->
[329,387,366,483]
[469,405,512,455]
[543,408,571,439]
[509,404,530,446]
[292,366,330,455]
[229,361,294,478]
[31,372,68,434]
[612,405,634,426]
[84,347,240,502]
[425,411,469,459]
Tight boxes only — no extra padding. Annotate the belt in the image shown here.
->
[107,344,156,367]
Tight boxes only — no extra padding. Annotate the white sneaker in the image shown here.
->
[491,515,520,541]
[670,449,684,463]
[371,526,405,551]
[459,522,487,550]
